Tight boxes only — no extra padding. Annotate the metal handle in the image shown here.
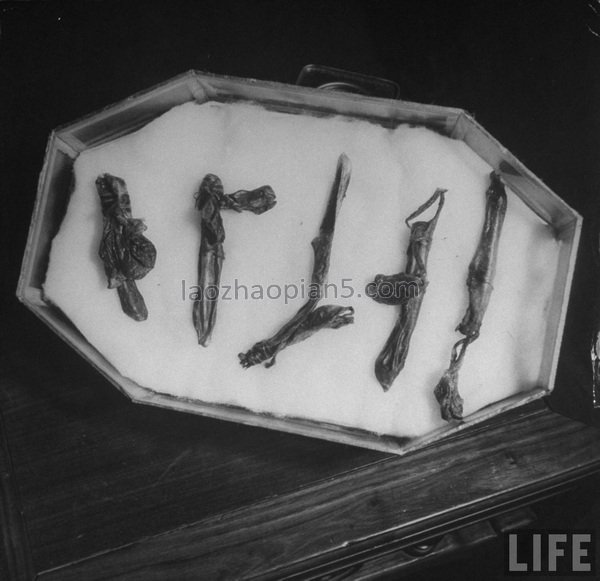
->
[296,64,400,99]
[310,507,536,580]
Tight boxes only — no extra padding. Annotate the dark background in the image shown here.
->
[2,1,600,579]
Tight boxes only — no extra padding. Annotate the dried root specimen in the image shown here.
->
[432,338,469,421]
[239,153,354,368]
[240,304,355,368]
[368,188,446,391]
[434,171,507,421]
[456,172,507,339]
[194,175,276,346]
[96,174,157,321]
[194,175,226,347]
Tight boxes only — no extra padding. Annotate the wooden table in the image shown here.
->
[2,300,600,580]
[2,3,600,579]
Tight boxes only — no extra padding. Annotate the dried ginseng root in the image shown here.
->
[193,175,276,346]
[96,174,157,321]
[239,153,354,368]
[368,188,446,391]
[434,171,507,421]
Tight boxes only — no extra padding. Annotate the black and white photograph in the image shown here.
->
[1,1,600,579]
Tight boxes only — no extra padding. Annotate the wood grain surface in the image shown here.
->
[3,309,600,579]
[33,403,600,581]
